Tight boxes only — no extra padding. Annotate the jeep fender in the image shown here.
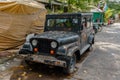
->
[88,34,94,44]
[67,46,80,57]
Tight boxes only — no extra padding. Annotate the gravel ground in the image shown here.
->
[0,23,120,80]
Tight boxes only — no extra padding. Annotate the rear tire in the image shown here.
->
[98,26,102,32]
[94,28,98,34]
[63,54,76,74]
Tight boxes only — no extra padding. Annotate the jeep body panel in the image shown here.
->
[33,31,79,46]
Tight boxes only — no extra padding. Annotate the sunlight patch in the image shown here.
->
[96,42,120,51]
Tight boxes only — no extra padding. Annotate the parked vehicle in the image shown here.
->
[93,12,104,33]
[108,17,115,25]
[19,13,95,74]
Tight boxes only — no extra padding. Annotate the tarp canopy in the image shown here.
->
[0,0,45,14]
[0,0,47,51]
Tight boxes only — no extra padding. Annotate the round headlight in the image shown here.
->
[32,39,38,46]
[51,41,57,48]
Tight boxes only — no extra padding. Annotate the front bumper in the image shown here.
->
[25,54,67,68]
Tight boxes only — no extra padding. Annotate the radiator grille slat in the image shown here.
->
[38,39,51,53]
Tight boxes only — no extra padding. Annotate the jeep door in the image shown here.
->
[84,15,93,45]
[80,17,87,49]
[80,15,93,50]
[86,15,93,45]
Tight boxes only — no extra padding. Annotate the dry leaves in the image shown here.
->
[19,65,24,68]
[7,56,11,58]
[83,70,87,74]
[38,74,42,78]
[17,77,22,80]
[29,68,32,71]
[21,72,27,77]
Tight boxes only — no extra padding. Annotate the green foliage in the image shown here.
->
[59,0,100,12]
[108,2,120,13]
[49,0,100,13]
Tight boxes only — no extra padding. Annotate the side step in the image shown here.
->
[80,44,90,55]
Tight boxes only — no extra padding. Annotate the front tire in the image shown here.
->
[25,60,34,66]
[63,54,76,74]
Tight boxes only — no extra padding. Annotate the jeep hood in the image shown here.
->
[33,31,79,45]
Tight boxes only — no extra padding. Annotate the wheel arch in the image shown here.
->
[74,50,81,61]
[88,34,95,44]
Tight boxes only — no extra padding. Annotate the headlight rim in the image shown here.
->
[31,39,38,46]
[51,41,58,49]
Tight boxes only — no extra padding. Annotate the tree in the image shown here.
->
[55,0,100,12]
[107,1,120,13]
[65,0,100,12]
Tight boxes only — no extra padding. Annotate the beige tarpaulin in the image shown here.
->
[0,0,47,51]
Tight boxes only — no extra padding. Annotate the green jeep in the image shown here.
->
[93,12,104,33]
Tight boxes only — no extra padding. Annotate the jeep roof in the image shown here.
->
[46,12,93,16]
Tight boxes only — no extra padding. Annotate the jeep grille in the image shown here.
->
[31,38,57,54]
[37,39,51,53]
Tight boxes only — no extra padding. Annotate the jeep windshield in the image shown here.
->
[45,18,79,32]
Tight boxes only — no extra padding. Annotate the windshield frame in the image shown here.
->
[44,16,80,32]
